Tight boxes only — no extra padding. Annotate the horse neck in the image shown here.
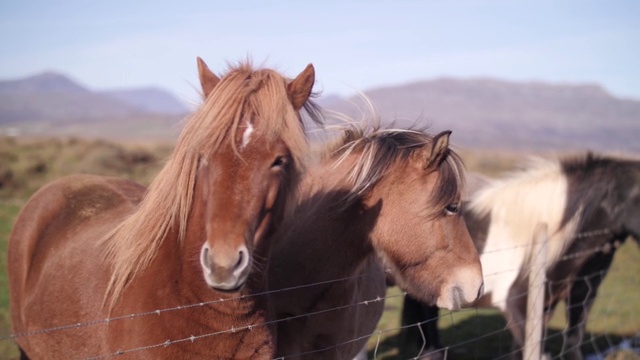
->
[113,229,276,357]
[288,177,377,280]
[547,205,615,279]
[319,203,374,276]
[115,198,271,339]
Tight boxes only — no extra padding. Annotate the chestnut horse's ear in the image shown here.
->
[197,57,221,99]
[425,130,452,170]
[287,64,315,110]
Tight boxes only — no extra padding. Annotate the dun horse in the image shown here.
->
[9,58,320,359]
[401,154,640,359]
[268,123,484,359]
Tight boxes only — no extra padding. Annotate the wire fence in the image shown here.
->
[4,226,639,359]
[393,226,640,360]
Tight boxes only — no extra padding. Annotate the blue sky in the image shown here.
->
[1,0,639,105]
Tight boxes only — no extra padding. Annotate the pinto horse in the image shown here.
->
[400,154,640,359]
[8,58,320,359]
[268,123,484,359]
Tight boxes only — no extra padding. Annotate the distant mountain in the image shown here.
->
[100,87,188,115]
[0,72,88,94]
[320,78,640,153]
[2,71,639,151]
[0,72,187,139]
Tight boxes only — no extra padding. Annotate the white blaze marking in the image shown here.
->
[242,121,254,148]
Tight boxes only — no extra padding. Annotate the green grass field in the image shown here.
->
[0,138,638,359]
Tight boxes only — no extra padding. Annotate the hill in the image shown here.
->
[0,72,88,95]
[0,72,187,139]
[99,87,189,115]
[320,78,640,153]
[1,71,639,152]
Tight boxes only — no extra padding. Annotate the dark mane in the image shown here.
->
[324,123,465,215]
[561,152,640,228]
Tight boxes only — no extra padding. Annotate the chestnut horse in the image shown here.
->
[8,58,320,359]
[268,124,484,359]
[400,154,640,359]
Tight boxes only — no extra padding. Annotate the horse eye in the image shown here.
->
[445,204,459,215]
[271,156,289,169]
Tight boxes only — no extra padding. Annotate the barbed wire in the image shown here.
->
[7,227,614,341]
[400,240,637,360]
[1,269,389,342]
[406,282,639,360]
[13,270,639,360]
[86,292,401,360]
[7,226,636,359]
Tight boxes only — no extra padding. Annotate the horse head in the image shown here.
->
[192,58,316,291]
[330,127,485,310]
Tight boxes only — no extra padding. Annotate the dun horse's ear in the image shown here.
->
[425,130,452,170]
[287,64,315,110]
[197,57,221,99]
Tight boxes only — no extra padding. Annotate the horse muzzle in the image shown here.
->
[436,264,484,310]
[200,243,251,291]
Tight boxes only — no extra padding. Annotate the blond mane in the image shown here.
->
[102,61,320,305]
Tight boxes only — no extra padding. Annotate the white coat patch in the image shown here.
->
[242,121,254,148]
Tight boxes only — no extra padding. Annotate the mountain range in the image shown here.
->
[0,72,638,153]
[316,78,640,153]
[0,72,189,139]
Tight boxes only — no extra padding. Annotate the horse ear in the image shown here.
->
[287,64,315,110]
[197,57,221,99]
[425,130,452,170]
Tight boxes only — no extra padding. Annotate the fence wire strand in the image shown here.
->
[6,227,639,359]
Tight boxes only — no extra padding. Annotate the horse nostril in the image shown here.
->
[200,245,211,271]
[235,250,244,270]
[232,247,250,275]
[477,283,485,300]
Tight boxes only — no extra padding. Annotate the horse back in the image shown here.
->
[8,174,145,357]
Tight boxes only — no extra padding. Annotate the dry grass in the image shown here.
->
[0,136,173,359]
[0,139,637,359]
[0,136,172,200]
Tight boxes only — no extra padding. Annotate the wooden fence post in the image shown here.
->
[524,223,548,360]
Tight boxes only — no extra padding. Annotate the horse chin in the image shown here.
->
[204,273,249,293]
[210,283,245,293]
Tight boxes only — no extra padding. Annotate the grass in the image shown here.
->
[0,137,172,199]
[368,241,640,359]
[0,138,638,359]
[0,137,171,359]
[0,203,21,359]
